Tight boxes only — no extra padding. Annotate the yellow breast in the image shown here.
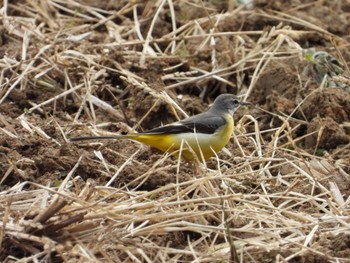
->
[127,114,234,162]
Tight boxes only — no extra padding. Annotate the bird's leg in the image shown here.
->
[189,155,207,176]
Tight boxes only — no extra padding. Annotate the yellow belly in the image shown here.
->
[127,114,234,162]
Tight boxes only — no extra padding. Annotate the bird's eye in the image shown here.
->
[232,99,239,104]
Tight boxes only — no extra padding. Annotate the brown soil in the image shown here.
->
[1,0,350,262]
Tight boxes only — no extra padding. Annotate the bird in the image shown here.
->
[71,94,250,162]
[302,48,346,88]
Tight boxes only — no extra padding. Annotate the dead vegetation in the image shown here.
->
[1,0,350,262]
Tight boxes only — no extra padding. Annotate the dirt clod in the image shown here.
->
[1,1,350,262]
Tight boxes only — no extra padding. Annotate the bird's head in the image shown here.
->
[210,94,251,115]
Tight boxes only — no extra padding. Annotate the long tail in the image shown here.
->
[70,135,127,141]
[71,133,174,154]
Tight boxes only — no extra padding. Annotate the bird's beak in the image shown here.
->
[240,101,253,106]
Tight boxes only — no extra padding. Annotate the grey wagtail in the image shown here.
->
[71,94,250,162]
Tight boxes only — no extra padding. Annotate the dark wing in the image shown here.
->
[140,124,194,134]
[140,113,227,135]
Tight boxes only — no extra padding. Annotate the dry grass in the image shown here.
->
[1,0,350,262]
